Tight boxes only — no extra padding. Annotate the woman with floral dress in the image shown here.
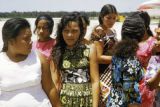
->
[106,14,144,107]
[50,12,99,107]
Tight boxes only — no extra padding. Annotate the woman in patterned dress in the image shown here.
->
[33,14,56,59]
[50,13,99,107]
[106,14,145,107]
[91,4,118,105]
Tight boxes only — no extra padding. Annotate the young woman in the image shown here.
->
[91,4,118,104]
[0,18,60,107]
[33,14,56,59]
[144,21,160,107]
[50,13,99,107]
[106,14,144,107]
[133,11,160,107]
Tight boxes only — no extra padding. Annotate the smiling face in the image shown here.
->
[102,13,117,28]
[36,19,50,41]
[11,28,32,55]
[62,21,80,49]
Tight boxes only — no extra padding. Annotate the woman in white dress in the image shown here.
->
[0,18,61,107]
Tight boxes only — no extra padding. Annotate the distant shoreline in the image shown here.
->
[1,11,159,19]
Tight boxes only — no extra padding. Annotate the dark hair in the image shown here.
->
[81,12,90,26]
[121,14,145,42]
[52,12,84,69]
[99,4,118,25]
[72,12,90,27]
[34,14,54,34]
[138,11,153,36]
[2,18,30,52]
[114,38,138,58]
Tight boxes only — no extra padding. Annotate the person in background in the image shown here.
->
[33,14,56,59]
[135,11,156,69]
[91,4,118,105]
[106,14,144,107]
[131,11,160,107]
[146,68,160,107]
[155,20,160,39]
[50,13,99,107]
[144,21,160,107]
[0,18,60,107]
[130,11,157,107]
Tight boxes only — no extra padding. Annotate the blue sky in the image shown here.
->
[0,0,149,12]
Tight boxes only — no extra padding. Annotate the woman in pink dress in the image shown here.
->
[33,14,56,59]
[136,11,159,107]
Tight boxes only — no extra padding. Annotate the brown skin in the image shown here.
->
[62,21,80,49]
[94,40,112,64]
[7,27,61,107]
[39,53,61,107]
[147,69,160,90]
[7,28,32,62]
[89,44,100,107]
[36,19,52,42]
[128,103,141,107]
[155,28,160,37]
[50,60,62,92]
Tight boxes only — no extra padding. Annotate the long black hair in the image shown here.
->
[99,4,118,25]
[138,11,153,36]
[2,18,30,52]
[51,12,84,70]
[114,14,145,58]
[121,14,145,42]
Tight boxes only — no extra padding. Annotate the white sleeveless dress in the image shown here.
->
[0,51,52,107]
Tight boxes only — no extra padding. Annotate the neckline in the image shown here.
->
[2,51,32,64]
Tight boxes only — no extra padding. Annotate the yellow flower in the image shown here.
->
[83,49,89,57]
[61,96,67,104]
[63,60,71,68]
[78,58,88,67]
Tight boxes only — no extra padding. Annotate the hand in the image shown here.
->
[155,28,160,40]
[91,26,105,40]
[95,26,105,37]
[152,40,160,54]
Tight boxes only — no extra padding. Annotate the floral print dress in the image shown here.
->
[146,55,160,107]
[106,56,144,107]
[60,44,92,107]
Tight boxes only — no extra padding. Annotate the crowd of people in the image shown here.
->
[0,3,160,107]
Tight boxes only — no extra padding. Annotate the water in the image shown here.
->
[0,18,158,50]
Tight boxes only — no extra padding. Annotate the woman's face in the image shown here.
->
[11,28,32,55]
[36,19,50,41]
[62,21,80,49]
[102,13,117,28]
